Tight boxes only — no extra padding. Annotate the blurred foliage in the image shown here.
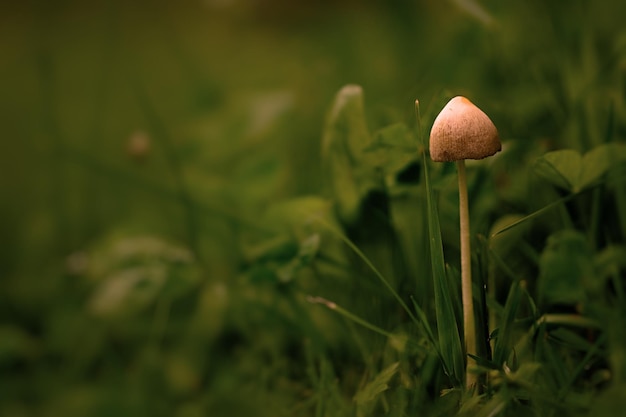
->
[2,0,626,416]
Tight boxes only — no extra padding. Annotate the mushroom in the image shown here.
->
[429,96,501,389]
[430,96,500,162]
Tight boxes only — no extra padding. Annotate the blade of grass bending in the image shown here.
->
[421,149,465,386]
[490,193,578,237]
[307,297,429,357]
[313,217,419,326]
[307,297,399,341]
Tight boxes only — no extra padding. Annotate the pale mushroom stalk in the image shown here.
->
[456,159,476,388]
[429,96,501,390]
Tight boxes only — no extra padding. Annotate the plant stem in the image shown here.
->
[457,160,477,389]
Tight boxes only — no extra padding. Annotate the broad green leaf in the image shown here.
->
[580,143,626,191]
[276,233,320,283]
[534,144,626,193]
[534,149,582,192]
[321,84,380,224]
[367,123,415,152]
[245,233,321,284]
[86,235,199,318]
[88,266,167,317]
[322,85,370,157]
[242,235,298,263]
[354,362,399,405]
[367,123,419,186]
[263,196,338,237]
[297,233,321,262]
[537,230,592,306]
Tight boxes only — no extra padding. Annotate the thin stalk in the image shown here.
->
[457,160,477,389]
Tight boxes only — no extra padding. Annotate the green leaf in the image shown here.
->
[580,143,626,190]
[321,84,380,224]
[537,230,593,306]
[422,151,465,386]
[534,144,626,193]
[354,362,399,405]
[367,123,419,186]
[534,149,582,192]
[243,235,299,263]
[276,233,320,283]
[88,266,167,317]
[86,235,198,318]
[367,123,415,152]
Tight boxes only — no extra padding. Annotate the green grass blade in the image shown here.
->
[409,296,437,350]
[492,280,522,366]
[307,296,395,338]
[307,297,427,356]
[421,150,465,386]
[410,296,448,370]
[490,192,578,238]
[313,217,419,326]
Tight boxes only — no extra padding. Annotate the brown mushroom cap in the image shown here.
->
[429,96,501,162]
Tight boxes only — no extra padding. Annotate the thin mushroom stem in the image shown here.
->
[457,159,477,389]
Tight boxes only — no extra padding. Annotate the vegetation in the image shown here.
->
[2,1,626,416]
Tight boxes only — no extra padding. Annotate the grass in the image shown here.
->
[2,0,626,416]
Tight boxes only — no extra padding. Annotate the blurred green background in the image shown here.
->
[2,0,626,416]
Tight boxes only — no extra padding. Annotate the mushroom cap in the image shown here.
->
[429,96,501,162]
